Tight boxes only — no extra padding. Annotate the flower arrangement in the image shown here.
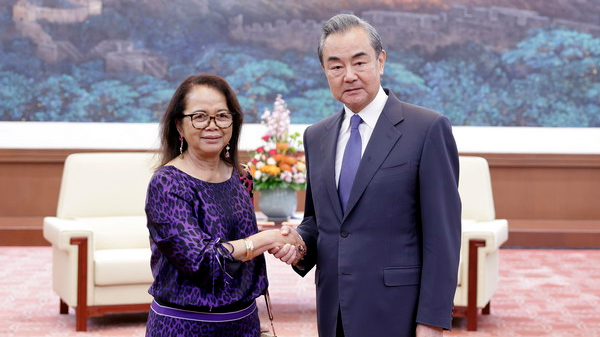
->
[247,94,307,191]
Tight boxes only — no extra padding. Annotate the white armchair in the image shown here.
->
[453,156,509,331]
[43,152,157,331]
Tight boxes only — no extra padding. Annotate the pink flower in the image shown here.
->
[247,94,307,190]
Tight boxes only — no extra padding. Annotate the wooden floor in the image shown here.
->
[1,216,600,248]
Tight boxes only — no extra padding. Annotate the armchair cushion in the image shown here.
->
[73,216,149,250]
[94,248,153,285]
[94,284,153,306]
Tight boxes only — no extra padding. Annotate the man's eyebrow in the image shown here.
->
[352,52,368,58]
[326,52,368,63]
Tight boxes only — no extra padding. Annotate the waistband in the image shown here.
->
[150,299,257,323]
[154,298,254,313]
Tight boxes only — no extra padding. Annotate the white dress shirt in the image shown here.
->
[335,87,388,187]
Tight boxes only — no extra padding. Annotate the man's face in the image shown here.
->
[321,26,386,113]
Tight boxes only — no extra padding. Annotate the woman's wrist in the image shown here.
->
[254,230,280,250]
[243,238,254,260]
[227,230,286,262]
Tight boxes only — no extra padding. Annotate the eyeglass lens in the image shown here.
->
[191,113,233,129]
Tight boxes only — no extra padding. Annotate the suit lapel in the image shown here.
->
[343,91,405,221]
[320,109,345,222]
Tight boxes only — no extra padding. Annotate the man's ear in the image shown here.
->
[378,49,387,75]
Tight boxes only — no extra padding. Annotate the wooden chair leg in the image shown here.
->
[483,301,491,315]
[466,305,478,331]
[71,237,89,332]
[466,239,486,331]
[60,299,69,314]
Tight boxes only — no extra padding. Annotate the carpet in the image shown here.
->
[1,247,599,336]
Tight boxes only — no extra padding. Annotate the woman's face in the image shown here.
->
[178,85,233,159]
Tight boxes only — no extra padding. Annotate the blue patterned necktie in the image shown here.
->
[338,114,363,213]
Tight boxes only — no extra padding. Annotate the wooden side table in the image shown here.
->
[256,212,302,231]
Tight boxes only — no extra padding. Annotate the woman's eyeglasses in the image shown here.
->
[183,111,234,130]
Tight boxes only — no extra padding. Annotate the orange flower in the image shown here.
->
[272,153,284,162]
[276,142,289,151]
[260,165,281,176]
[283,155,297,165]
[279,163,292,172]
[249,165,256,177]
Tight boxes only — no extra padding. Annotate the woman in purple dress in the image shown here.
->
[145,74,305,337]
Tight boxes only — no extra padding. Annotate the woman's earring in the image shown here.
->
[225,144,230,158]
[179,136,184,156]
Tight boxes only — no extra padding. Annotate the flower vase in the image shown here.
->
[259,187,297,222]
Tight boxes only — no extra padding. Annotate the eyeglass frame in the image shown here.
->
[182,110,235,130]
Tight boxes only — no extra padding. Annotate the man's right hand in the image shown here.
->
[268,225,306,265]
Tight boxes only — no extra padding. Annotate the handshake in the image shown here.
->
[223,225,306,263]
[264,225,306,265]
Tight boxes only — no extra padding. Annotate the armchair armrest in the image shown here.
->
[43,217,93,250]
[461,219,509,253]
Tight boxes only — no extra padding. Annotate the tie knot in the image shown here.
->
[350,114,362,131]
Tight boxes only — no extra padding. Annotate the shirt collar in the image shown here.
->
[343,86,388,129]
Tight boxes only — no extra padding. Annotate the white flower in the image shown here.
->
[280,171,293,183]
[266,157,276,166]
[261,109,271,122]
[261,94,292,141]
[255,170,262,180]
[293,173,306,184]
[256,162,265,169]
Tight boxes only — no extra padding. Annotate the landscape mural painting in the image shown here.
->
[0,0,598,126]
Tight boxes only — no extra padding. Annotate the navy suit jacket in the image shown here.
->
[294,89,461,337]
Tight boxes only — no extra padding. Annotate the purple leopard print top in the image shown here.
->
[145,165,268,309]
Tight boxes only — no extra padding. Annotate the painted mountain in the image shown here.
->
[0,0,598,126]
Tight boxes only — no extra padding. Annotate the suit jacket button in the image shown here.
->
[341,230,349,238]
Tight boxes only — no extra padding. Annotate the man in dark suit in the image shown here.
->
[273,13,461,337]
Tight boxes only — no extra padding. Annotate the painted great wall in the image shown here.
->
[10,2,599,77]
[229,5,600,52]
[12,0,167,78]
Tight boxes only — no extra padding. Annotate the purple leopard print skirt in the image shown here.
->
[145,306,260,337]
